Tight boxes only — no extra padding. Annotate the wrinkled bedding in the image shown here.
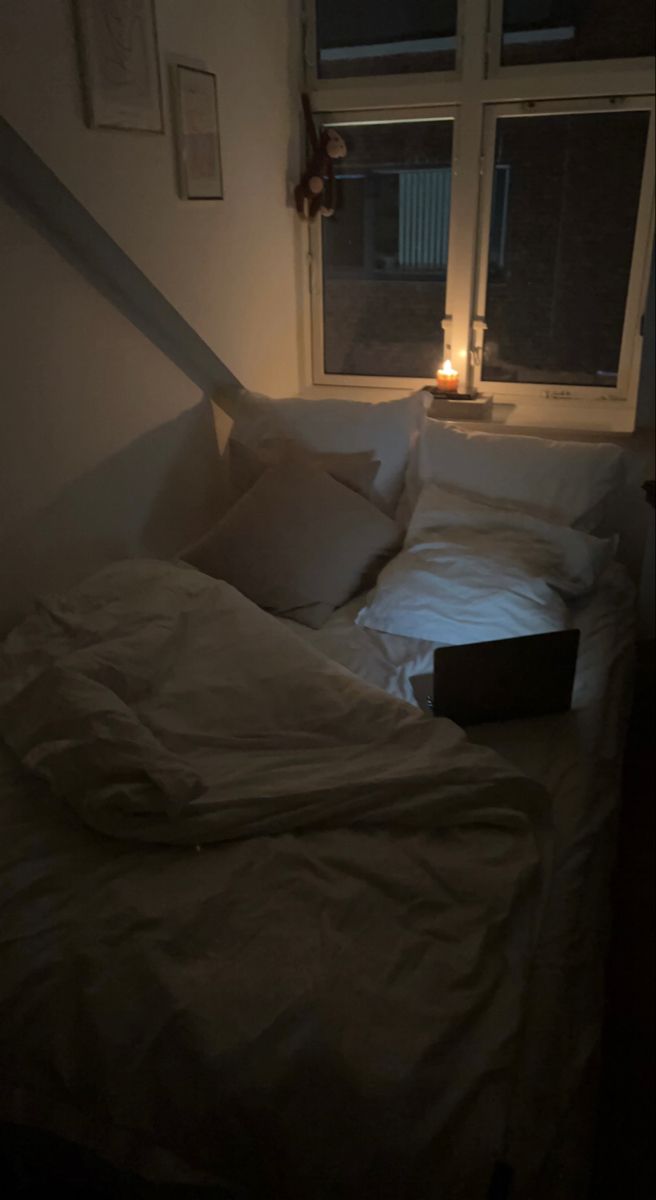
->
[356,482,614,645]
[280,560,636,1199]
[0,560,549,1198]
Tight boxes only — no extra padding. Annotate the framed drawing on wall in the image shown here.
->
[74,0,164,133]
[173,65,223,200]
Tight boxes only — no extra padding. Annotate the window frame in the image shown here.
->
[308,106,459,390]
[472,95,656,403]
[304,0,655,427]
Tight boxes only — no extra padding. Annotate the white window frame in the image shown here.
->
[472,95,655,404]
[304,0,655,427]
[308,106,458,390]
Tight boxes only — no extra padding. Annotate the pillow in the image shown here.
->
[356,483,613,646]
[184,461,400,629]
[412,418,626,528]
[228,437,381,503]
[215,386,428,515]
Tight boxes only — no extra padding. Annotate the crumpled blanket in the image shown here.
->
[0,559,549,1198]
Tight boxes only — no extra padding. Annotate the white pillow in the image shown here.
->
[215,386,428,516]
[356,484,613,646]
[413,418,626,527]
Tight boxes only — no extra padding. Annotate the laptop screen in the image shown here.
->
[432,629,580,726]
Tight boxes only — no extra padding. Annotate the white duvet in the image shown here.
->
[0,559,549,1197]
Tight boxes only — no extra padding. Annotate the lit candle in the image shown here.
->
[436,358,459,393]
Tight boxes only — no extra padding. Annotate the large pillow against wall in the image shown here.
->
[227,438,381,504]
[183,461,400,629]
[214,387,428,516]
[413,420,627,527]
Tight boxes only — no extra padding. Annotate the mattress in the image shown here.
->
[280,560,637,1198]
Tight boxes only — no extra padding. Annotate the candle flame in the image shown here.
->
[441,359,456,374]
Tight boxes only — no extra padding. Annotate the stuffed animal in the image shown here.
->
[295,93,347,221]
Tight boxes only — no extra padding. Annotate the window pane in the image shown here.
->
[322,121,453,378]
[501,1,654,66]
[316,1,458,79]
[482,110,649,389]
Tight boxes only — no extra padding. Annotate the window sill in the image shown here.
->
[485,396,637,434]
[301,383,638,435]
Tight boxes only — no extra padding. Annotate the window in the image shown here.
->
[307,2,655,425]
[315,0,459,79]
[480,107,650,389]
[322,118,453,378]
[499,0,655,68]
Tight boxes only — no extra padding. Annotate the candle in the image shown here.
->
[436,359,459,393]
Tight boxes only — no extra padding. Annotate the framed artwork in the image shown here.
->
[74,0,164,133]
[173,65,223,200]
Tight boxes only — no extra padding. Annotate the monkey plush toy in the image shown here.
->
[295,93,347,220]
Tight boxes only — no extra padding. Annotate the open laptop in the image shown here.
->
[411,628,580,725]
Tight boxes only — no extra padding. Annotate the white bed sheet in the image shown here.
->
[280,561,636,1198]
[280,562,633,723]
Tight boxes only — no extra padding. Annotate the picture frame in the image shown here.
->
[74,0,164,133]
[172,65,223,201]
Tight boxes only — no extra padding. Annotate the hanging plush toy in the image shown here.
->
[295,93,347,221]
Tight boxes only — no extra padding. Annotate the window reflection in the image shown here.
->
[482,110,650,387]
[322,121,453,377]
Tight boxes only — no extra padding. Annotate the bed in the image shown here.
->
[0,387,639,1198]
[261,403,636,1198]
[280,561,636,1198]
[0,560,550,1199]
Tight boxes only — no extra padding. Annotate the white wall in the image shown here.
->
[0,198,224,628]
[0,0,303,395]
[0,0,302,627]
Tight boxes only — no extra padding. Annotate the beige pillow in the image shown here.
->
[228,438,381,504]
[184,461,400,629]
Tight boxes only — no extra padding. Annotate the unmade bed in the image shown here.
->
[0,387,641,1198]
[279,559,636,1198]
[0,560,549,1199]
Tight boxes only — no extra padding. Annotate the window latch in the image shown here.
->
[471,317,487,366]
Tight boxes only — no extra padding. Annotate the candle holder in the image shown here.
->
[426,386,493,421]
[427,386,476,400]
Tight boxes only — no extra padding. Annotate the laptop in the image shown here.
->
[411,628,580,725]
